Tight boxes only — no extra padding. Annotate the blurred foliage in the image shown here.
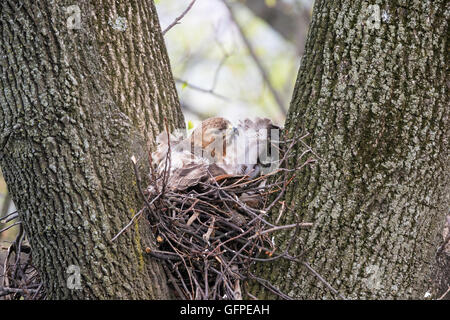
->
[155,0,313,127]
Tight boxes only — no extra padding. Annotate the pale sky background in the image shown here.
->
[155,0,313,128]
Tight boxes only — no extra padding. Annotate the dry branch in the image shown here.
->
[115,131,319,300]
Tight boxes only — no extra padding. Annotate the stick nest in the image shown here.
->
[0,223,44,300]
[132,136,315,300]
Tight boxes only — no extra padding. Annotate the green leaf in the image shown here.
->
[181,81,188,90]
[265,0,277,8]
[187,120,194,130]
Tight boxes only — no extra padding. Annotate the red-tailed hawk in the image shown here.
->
[151,117,280,191]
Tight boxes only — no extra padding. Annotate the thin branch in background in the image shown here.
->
[221,0,287,115]
[177,29,234,110]
[162,0,197,36]
[211,53,230,92]
[175,77,230,101]
[211,28,233,91]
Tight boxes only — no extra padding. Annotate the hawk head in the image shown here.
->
[150,116,280,192]
[190,117,239,161]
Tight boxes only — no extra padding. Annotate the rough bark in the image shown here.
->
[253,0,449,299]
[0,0,184,299]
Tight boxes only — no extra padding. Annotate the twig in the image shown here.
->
[222,0,287,115]
[303,262,347,300]
[211,53,230,92]
[162,0,197,35]
[438,286,450,300]
[31,282,43,300]
[248,222,313,240]
[0,286,38,295]
[162,262,187,299]
[141,129,315,300]
[175,78,230,101]
[0,210,18,221]
[0,211,18,224]
[248,273,293,300]
[0,221,21,233]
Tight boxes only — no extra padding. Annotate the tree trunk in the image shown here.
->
[253,0,448,299]
[0,0,184,299]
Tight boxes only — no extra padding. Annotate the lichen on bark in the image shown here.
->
[252,0,449,299]
[0,0,184,299]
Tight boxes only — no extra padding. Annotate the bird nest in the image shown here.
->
[0,222,44,300]
[122,132,316,300]
[0,123,316,300]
